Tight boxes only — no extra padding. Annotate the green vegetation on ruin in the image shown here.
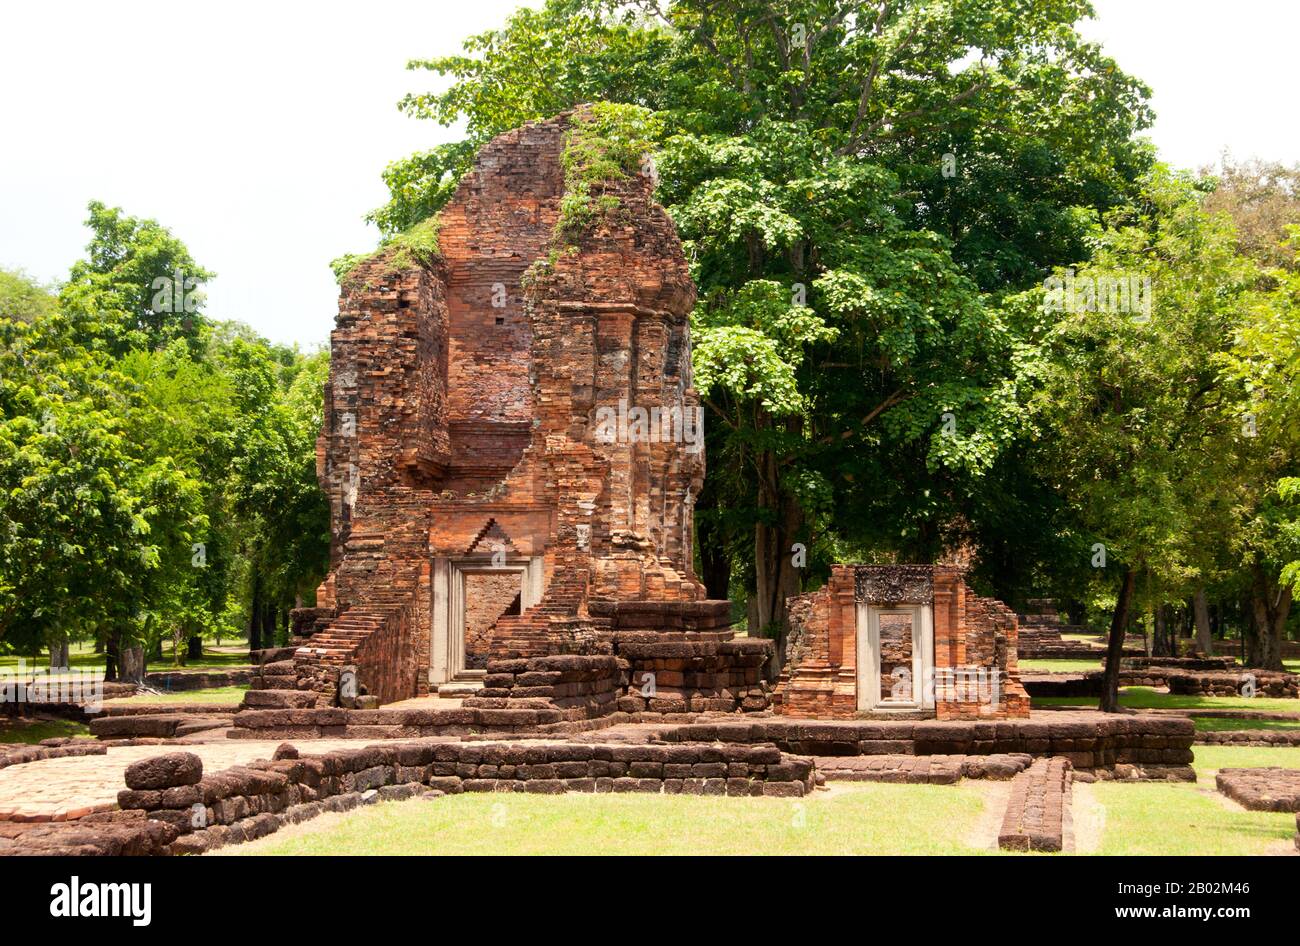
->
[554,102,659,243]
[331,215,442,283]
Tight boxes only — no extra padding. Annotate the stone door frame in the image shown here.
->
[856,603,935,712]
[429,555,544,685]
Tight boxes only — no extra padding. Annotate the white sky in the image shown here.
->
[1,0,1296,349]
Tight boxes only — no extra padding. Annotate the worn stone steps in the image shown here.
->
[241,689,317,709]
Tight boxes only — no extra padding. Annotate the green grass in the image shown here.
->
[1191,744,1300,776]
[0,717,92,744]
[0,642,251,672]
[1192,716,1300,733]
[103,685,248,705]
[1018,659,1102,673]
[222,784,991,856]
[1091,780,1296,855]
[1033,686,1300,714]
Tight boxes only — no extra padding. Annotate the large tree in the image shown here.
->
[375,0,1153,660]
[1026,168,1263,707]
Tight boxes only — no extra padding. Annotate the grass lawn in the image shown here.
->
[221,783,993,856]
[1033,686,1300,715]
[103,686,248,705]
[0,716,92,744]
[0,641,251,672]
[1090,780,1296,856]
[1191,744,1300,777]
[1018,658,1102,673]
[1192,716,1300,733]
[1093,743,1300,855]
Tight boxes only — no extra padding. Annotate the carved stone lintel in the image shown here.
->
[854,565,934,605]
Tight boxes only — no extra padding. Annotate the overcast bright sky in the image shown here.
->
[1,0,1296,349]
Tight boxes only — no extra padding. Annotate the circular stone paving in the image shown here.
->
[0,739,384,823]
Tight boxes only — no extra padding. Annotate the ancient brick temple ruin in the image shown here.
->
[778,565,1030,719]
[288,108,771,713]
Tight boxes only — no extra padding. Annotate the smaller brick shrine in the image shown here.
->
[776,565,1029,720]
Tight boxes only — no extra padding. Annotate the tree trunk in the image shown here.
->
[1193,588,1212,655]
[1152,605,1172,657]
[105,632,120,682]
[48,637,69,669]
[187,635,203,660]
[1100,568,1138,713]
[1246,565,1291,671]
[753,447,803,673]
[694,475,733,600]
[248,572,263,653]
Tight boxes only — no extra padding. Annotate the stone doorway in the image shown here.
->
[430,556,543,686]
[857,604,935,712]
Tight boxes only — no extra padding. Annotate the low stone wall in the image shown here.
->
[1120,656,1237,672]
[114,740,814,855]
[0,739,106,771]
[143,669,252,691]
[0,810,178,856]
[811,753,1031,784]
[654,714,1195,778]
[1214,767,1300,811]
[998,758,1071,852]
[1168,670,1298,699]
[1196,729,1300,747]
[89,710,234,740]
[228,704,573,740]
[1022,673,1102,697]
[1024,666,1293,695]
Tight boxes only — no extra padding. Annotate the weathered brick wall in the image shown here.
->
[776,564,1029,719]
[294,108,757,706]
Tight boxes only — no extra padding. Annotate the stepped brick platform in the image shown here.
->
[998,758,1071,852]
[650,712,1193,779]
[1215,768,1300,811]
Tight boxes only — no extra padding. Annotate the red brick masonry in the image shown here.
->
[777,565,1029,719]
[286,108,772,710]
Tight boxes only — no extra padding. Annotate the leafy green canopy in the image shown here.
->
[0,204,329,661]
[374,0,1154,634]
